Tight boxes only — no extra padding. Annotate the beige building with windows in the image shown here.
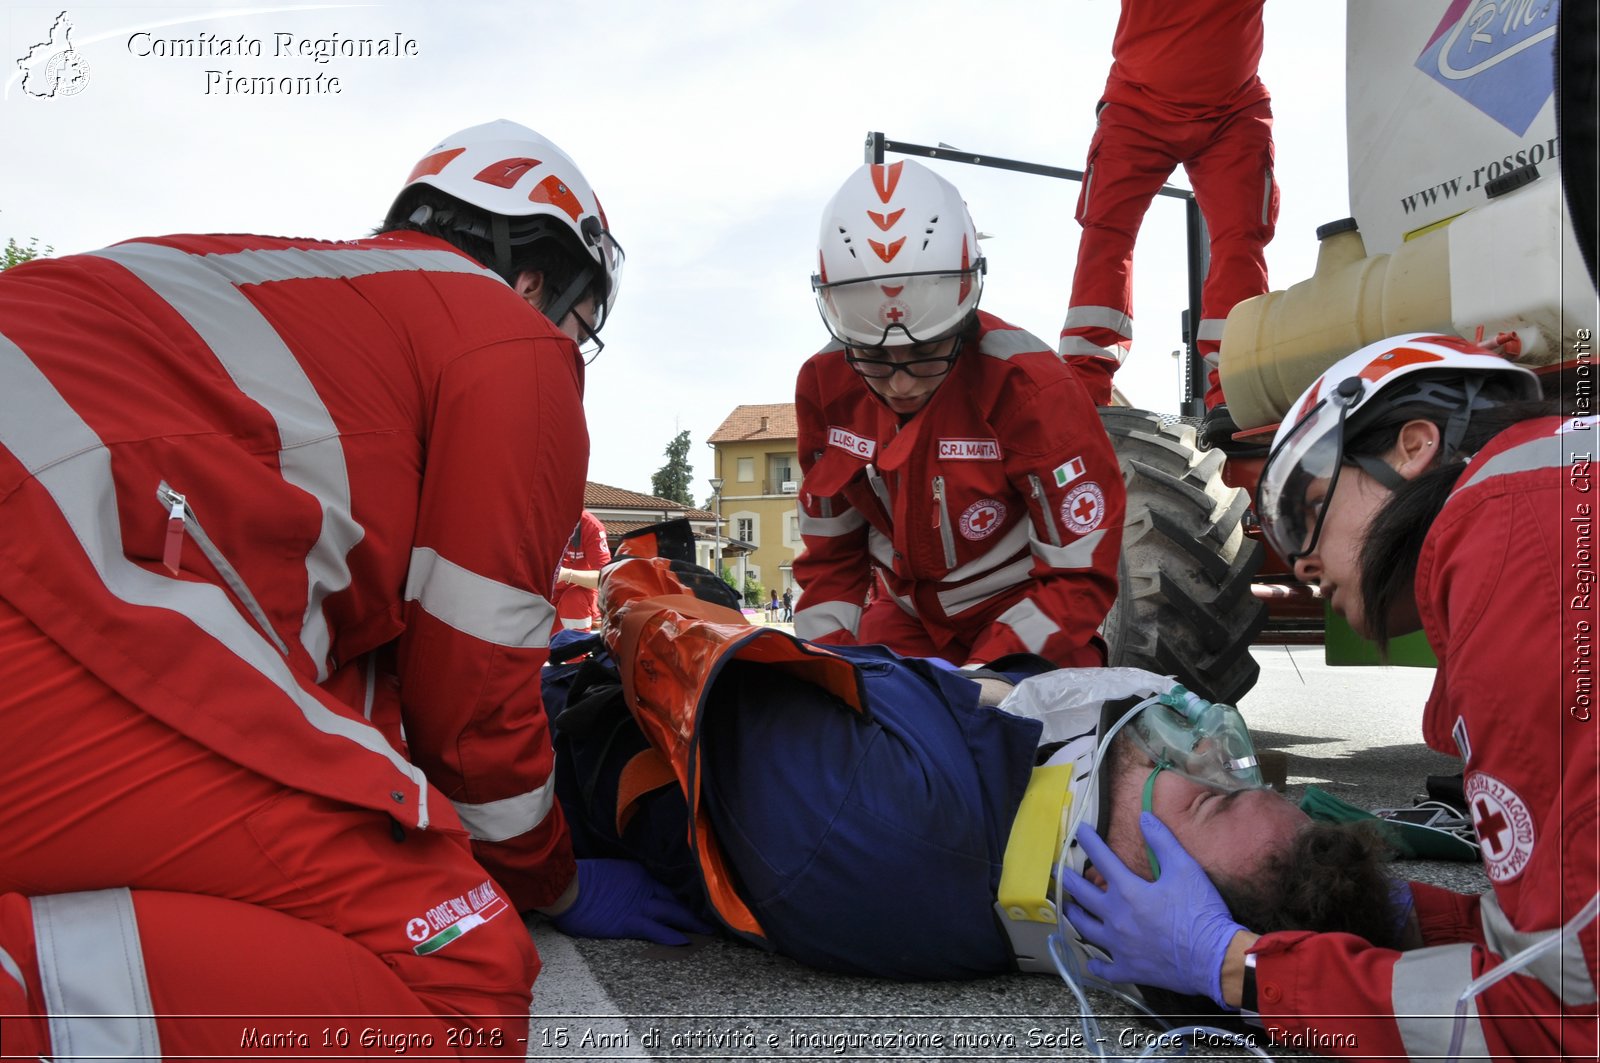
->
[706,403,802,599]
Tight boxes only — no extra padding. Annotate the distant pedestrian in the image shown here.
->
[767,589,781,621]
[781,587,793,622]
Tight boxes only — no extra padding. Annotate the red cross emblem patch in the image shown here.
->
[959,498,1007,541]
[1464,771,1535,883]
[1060,482,1106,535]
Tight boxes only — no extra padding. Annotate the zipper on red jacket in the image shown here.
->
[931,475,957,569]
[1028,474,1064,547]
[156,482,291,658]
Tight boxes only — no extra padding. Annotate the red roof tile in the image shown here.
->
[707,403,798,444]
[584,482,715,520]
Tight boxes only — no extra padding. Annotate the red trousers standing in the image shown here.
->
[1059,98,1278,408]
[0,598,536,1056]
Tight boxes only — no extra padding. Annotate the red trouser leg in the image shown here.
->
[0,598,536,1044]
[0,890,477,1059]
[1183,98,1278,408]
[1060,101,1181,405]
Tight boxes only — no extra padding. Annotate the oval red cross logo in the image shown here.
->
[1060,482,1106,535]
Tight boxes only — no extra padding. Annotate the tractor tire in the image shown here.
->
[1099,407,1267,704]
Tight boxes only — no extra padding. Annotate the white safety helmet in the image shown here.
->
[386,119,623,335]
[1258,333,1540,562]
[811,160,985,347]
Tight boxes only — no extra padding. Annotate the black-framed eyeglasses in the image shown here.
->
[843,346,960,380]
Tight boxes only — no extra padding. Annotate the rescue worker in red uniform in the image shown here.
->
[1064,335,1598,1059]
[796,160,1124,669]
[0,119,704,1056]
[553,508,611,634]
[1058,0,1278,441]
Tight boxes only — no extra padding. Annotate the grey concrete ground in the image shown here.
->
[517,646,1486,1062]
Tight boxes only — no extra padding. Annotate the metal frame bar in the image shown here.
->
[864,131,1209,415]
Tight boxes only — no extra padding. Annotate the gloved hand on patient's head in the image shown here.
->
[550,858,717,945]
[1060,814,1247,1011]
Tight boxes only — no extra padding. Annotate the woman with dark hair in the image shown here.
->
[1064,333,1597,1060]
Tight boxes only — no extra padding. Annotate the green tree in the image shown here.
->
[2,236,51,271]
[651,429,695,505]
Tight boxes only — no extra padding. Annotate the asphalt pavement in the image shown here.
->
[517,645,1486,1062]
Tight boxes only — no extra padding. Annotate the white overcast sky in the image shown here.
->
[3,0,1349,498]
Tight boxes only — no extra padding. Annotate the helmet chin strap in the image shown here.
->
[1440,376,1486,461]
[541,264,599,329]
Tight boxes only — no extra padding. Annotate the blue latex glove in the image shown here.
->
[550,859,717,945]
[1059,813,1246,1009]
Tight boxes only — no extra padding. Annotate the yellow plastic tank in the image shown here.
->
[1218,219,1453,431]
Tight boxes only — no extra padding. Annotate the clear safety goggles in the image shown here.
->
[810,262,985,349]
[1258,378,1406,563]
[580,215,625,331]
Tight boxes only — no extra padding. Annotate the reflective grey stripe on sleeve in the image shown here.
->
[405,547,554,649]
[937,555,1034,615]
[1196,318,1227,343]
[994,598,1061,655]
[32,890,161,1062]
[977,327,1050,360]
[883,584,918,616]
[794,600,862,641]
[91,242,369,683]
[1391,944,1491,1060]
[0,330,431,825]
[867,526,895,569]
[1061,305,1133,340]
[452,776,556,843]
[201,246,505,287]
[362,654,378,721]
[0,945,24,995]
[1457,428,1585,493]
[1031,527,1105,571]
[798,507,866,538]
[1480,893,1599,1005]
[1058,336,1125,362]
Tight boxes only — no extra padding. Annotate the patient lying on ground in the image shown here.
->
[543,556,1402,988]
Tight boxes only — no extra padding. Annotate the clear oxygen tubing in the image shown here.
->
[1048,695,1274,1061]
[1443,891,1600,1063]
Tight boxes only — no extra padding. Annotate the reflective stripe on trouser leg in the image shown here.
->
[32,889,161,1061]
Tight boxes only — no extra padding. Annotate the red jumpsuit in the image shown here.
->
[1059,0,1278,408]
[553,509,611,633]
[0,231,586,1042]
[1246,416,1600,1059]
[793,311,1123,668]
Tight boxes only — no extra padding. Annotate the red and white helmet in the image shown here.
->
[1258,333,1539,561]
[811,160,985,347]
[386,119,623,332]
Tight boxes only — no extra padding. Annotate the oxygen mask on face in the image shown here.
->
[1126,686,1263,792]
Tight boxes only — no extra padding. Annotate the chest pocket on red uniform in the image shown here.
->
[805,446,872,500]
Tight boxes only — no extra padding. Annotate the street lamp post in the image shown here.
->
[709,476,724,581]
